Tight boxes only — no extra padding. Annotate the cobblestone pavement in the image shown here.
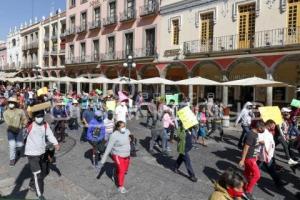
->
[0,119,299,200]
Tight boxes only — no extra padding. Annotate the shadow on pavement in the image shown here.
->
[96,162,117,186]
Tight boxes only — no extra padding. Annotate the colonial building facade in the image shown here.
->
[6,27,22,71]
[0,41,7,71]
[159,0,300,106]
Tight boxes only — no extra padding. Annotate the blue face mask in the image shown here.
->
[96,117,102,122]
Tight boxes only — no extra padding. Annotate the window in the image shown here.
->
[125,32,134,56]
[238,3,256,48]
[12,39,16,47]
[172,19,180,45]
[108,36,115,59]
[287,0,300,43]
[70,16,76,31]
[80,42,86,59]
[273,87,286,101]
[81,0,87,4]
[93,40,99,59]
[200,12,214,50]
[94,7,101,24]
[81,12,87,29]
[109,1,116,18]
[69,44,74,58]
[69,0,76,8]
[127,0,135,17]
[145,28,155,56]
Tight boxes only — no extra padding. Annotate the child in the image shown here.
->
[197,105,207,146]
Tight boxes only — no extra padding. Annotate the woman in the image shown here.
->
[197,105,207,146]
[100,121,131,194]
[162,108,174,155]
[209,168,246,200]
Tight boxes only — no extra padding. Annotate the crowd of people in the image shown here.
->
[0,84,299,200]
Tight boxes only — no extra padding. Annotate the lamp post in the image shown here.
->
[33,65,41,89]
[123,55,136,83]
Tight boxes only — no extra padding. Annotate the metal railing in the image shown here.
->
[103,15,117,26]
[21,62,38,69]
[28,42,39,50]
[43,50,49,56]
[51,33,58,40]
[66,56,78,64]
[120,8,136,22]
[88,20,101,30]
[44,35,50,42]
[76,24,87,33]
[183,27,300,55]
[140,1,159,17]
[100,47,157,61]
[66,26,76,35]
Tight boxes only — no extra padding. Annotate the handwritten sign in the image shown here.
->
[258,106,283,125]
[291,99,300,108]
[106,100,116,111]
[166,94,179,105]
[177,106,198,130]
[37,87,48,97]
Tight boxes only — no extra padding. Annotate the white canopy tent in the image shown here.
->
[89,76,113,84]
[175,76,221,85]
[137,77,176,85]
[221,77,289,87]
[112,77,139,84]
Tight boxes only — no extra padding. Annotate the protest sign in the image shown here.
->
[177,106,198,129]
[258,106,283,125]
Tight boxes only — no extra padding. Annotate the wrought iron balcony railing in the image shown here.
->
[76,24,87,33]
[183,27,300,55]
[51,33,58,40]
[120,8,136,22]
[44,35,50,42]
[88,20,101,30]
[140,1,159,17]
[103,15,117,26]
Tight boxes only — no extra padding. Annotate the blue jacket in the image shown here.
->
[86,119,106,142]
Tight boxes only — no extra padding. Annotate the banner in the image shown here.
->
[177,106,198,130]
[166,94,179,105]
[291,99,300,108]
[106,100,116,111]
[37,87,48,97]
[96,89,102,95]
[258,106,283,125]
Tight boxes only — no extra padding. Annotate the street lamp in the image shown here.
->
[33,65,41,88]
[123,55,136,82]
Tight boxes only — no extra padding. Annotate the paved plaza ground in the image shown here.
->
[0,119,299,200]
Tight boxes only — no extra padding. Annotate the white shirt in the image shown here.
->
[115,105,128,123]
[28,91,34,99]
[25,122,58,156]
[258,129,275,163]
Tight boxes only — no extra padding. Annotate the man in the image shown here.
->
[69,99,80,130]
[135,91,144,117]
[25,109,60,200]
[115,101,128,124]
[4,97,28,166]
[81,104,95,142]
[207,100,224,141]
[104,110,114,141]
[239,120,265,200]
[236,102,254,148]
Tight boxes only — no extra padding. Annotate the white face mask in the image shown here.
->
[120,127,126,133]
[8,103,15,109]
[35,117,44,124]
[121,102,126,106]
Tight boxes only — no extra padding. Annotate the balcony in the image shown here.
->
[51,33,58,40]
[66,26,76,36]
[66,56,79,65]
[22,45,28,51]
[28,42,39,50]
[44,35,50,42]
[21,62,38,69]
[88,20,101,30]
[120,8,136,22]
[140,1,159,17]
[103,15,117,26]
[76,24,87,33]
[100,51,120,61]
[91,53,100,62]
[60,31,67,38]
[51,48,58,55]
[59,48,66,54]
[43,50,49,57]
[183,27,300,57]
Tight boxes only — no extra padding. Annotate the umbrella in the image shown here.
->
[89,76,113,84]
[138,77,176,85]
[222,77,289,87]
[59,76,76,82]
[112,76,139,84]
[175,76,221,85]
[74,76,92,83]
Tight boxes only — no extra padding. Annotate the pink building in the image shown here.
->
[0,42,7,71]
[64,0,160,89]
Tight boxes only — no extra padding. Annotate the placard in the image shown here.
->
[258,106,283,125]
[166,94,179,105]
[291,99,300,108]
[177,106,198,130]
[106,100,116,111]
[37,87,48,97]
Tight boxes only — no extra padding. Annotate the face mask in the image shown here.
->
[8,103,15,109]
[121,102,126,106]
[35,117,44,124]
[227,187,244,198]
[120,127,126,133]
[96,117,102,122]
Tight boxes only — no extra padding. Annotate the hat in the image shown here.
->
[95,111,103,117]
[281,107,291,113]
[7,97,18,104]
[72,99,79,104]
[56,102,65,106]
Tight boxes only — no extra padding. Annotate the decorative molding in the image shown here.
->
[266,0,276,9]
[195,7,217,28]
[280,0,286,12]
[221,0,229,17]
[232,0,260,21]
[168,16,182,33]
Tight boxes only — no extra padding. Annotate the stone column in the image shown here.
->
[137,74,142,92]
[188,73,193,104]
[160,70,166,97]
[266,73,273,106]
[88,74,93,92]
[66,82,70,94]
[77,82,81,94]
[222,73,229,106]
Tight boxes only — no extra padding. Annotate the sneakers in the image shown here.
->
[190,176,198,182]
[9,159,15,167]
[38,195,46,200]
[118,187,128,194]
[288,158,298,165]
[173,168,180,174]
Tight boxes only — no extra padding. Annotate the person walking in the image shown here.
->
[197,105,208,146]
[25,110,60,200]
[69,99,80,130]
[239,120,265,200]
[162,108,174,155]
[3,97,28,166]
[115,101,128,124]
[100,121,131,194]
[103,110,115,141]
[174,122,198,182]
[81,104,95,142]
[236,102,254,148]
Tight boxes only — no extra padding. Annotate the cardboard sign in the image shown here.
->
[258,106,283,125]
[106,100,116,111]
[27,101,51,118]
[177,106,198,130]
[166,94,179,105]
[291,99,300,108]
[96,89,102,95]
[37,87,48,97]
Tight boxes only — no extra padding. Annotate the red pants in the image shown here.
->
[244,158,261,193]
[112,155,130,187]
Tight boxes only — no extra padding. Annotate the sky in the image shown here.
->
[0,0,66,41]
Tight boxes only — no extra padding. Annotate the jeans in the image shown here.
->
[244,158,261,193]
[7,131,24,160]
[239,125,251,147]
[275,135,294,160]
[258,158,281,185]
[288,124,300,137]
[176,152,195,177]
[0,106,4,119]
[162,128,170,152]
